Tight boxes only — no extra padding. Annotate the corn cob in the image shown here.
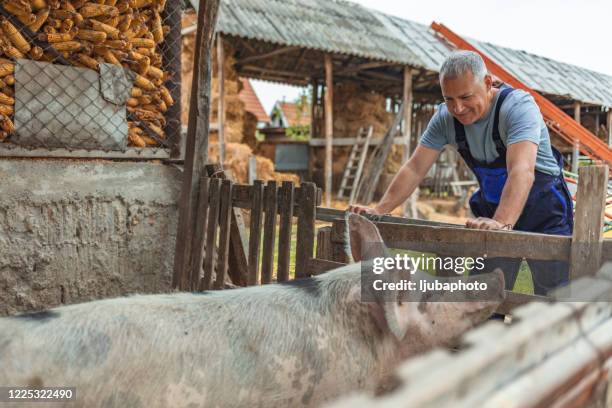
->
[61,0,75,12]
[76,28,106,42]
[128,0,151,9]
[1,19,31,53]
[27,8,49,31]
[30,0,48,10]
[79,2,118,18]
[0,91,14,105]
[0,130,7,141]
[102,39,129,50]
[0,104,14,115]
[15,13,37,26]
[160,85,172,106]
[3,0,32,17]
[89,18,119,38]
[130,86,142,97]
[60,17,73,32]
[126,97,138,107]
[52,40,81,51]
[150,11,162,43]
[2,44,25,59]
[0,62,15,77]
[0,114,14,133]
[128,126,145,147]
[75,52,98,69]
[27,45,43,59]
[38,31,72,42]
[134,73,154,90]
[4,74,14,84]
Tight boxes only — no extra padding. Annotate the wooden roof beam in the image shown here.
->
[237,45,301,65]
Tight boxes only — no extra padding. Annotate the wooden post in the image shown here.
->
[248,180,265,285]
[572,102,581,174]
[172,0,220,290]
[261,181,278,284]
[324,54,333,208]
[277,181,294,282]
[402,67,416,218]
[217,33,225,168]
[214,180,233,290]
[296,182,317,278]
[607,107,612,147]
[570,165,609,280]
[201,178,221,291]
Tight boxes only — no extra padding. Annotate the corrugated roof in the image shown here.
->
[238,78,270,123]
[191,0,612,107]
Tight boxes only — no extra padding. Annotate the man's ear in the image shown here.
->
[345,213,387,262]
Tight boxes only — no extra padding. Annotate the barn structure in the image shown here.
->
[186,0,612,206]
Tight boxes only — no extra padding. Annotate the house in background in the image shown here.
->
[238,78,270,128]
[270,99,311,129]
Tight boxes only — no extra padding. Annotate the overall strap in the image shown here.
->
[453,86,515,168]
[491,87,515,157]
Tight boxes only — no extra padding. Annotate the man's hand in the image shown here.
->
[348,204,383,216]
[466,217,512,230]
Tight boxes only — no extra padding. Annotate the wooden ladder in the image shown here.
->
[337,126,373,204]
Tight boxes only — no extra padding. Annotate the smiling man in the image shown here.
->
[350,50,574,294]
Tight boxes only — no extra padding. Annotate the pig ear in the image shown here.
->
[345,212,387,262]
[382,301,414,340]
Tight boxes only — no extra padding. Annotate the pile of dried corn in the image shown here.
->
[0,0,174,146]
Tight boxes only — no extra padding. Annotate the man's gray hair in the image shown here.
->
[439,51,487,82]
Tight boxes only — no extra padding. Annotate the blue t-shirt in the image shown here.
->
[419,86,560,176]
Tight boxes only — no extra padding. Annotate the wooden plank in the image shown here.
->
[214,180,232,290]
[308,258,346,276]
[331,220,572,261]
[201,178,221,291]
[248,180,264,285]
[172,0,220,290]
[230,184,321,210]
[189,176,210,291]
[217,34,225,167]
[402,67,416,218]
[308,136,409,147]
[205,165,248,287]
[296,182,317,278]
[324,53,333,208]
[277,181,294,282]
[247,155,257,184]
[316,207,459,227]
[570,165,609,280]
[316,226,333,261]
[261,181,278,284]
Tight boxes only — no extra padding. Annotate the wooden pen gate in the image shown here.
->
[186,165,320,292]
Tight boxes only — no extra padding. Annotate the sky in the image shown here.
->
[251,0,612,114]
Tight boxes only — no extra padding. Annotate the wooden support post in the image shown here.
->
[316,226,333,261]
[608,110,612,147]
[570,165,609,280]
[172,0,220,290]
[402,67,416,218]
[572,102,581,174]
[217,33,225,168]
[324,54,333,208]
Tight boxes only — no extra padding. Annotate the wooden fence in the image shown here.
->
[312,165,612,314]
[186,165,320,291]
[328,263,612,408]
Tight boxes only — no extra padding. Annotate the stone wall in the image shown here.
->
[0,159,181,316]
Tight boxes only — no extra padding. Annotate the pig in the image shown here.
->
[0,213,504,408]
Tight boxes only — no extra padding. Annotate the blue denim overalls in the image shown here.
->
[455,87,574,295]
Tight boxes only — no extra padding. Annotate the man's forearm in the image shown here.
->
[374,164,422,214]
[493,169,534,226]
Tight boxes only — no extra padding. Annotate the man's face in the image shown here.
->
[440,71,493,125]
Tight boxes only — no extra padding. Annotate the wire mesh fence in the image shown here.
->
[0,0,183,156]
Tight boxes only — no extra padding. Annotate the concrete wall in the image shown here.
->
[0,159,181,316]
